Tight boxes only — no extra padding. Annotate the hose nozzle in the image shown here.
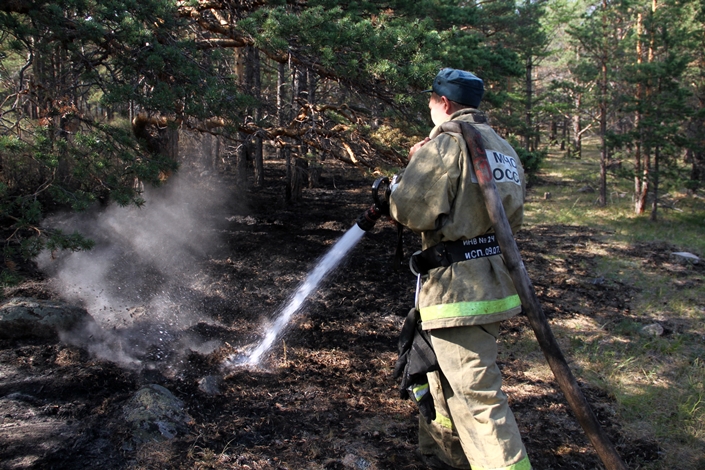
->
[356,176,392,231]
[356,204,383,231]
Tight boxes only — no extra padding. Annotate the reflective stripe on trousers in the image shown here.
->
[471,456,532,470]
[419,295,521,322]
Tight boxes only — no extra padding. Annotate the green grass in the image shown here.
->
[521,142,705,469]
[526,146,705,256]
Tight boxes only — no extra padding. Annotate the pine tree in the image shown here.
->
[1,0,245,258]
[509,0,551,152]
[569,0,631,206]
[683,0,705,191]
[626,0,692,220]
[542,0,602,159]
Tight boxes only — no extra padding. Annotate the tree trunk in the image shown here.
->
[524,58,533,152]
[234,46,249,185]
[635,2,660,215]
[571,94,582,158]
[561,117,567,151]
[598,0,608,207]
[287,66,308,203]
[236,138,248,186]
[234,47,245,84]
[296,67,309,161]
[308,165,321,188]
[636,149,650,214]
[690,148,704,188]
[534,124,540,150]
[277,62,293,202]
[213,135,220,171]
[599,89,607,206]
[307,68,316,106]
[307,68,319,164]
[292,157,308,201]
[249,47,264,187]
[634,12,648,215]
[650,147,659,221]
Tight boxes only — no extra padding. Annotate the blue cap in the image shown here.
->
[424,68,484,108]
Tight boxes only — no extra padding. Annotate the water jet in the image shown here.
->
[225,224,367,368]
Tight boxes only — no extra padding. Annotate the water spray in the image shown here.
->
[226,177,391,368]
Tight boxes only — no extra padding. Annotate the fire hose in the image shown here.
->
[433,121,627,470]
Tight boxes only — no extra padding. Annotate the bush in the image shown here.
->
[510,141,546,184]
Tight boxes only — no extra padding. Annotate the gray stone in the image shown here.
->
[198,375,222,396]
[670,252,700,265]
[640,323,664,337]
[123,384,191,445]
[0,297,95,340]
[342,453,373,470]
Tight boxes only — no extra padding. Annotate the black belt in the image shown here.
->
[410,234,501,275]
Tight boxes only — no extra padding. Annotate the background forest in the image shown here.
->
[2,0,705,259]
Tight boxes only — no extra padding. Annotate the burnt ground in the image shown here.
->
[0,159,677,470]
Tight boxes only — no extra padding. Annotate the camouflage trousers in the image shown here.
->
[418,323,532,470]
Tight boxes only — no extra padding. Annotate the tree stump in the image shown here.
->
[290,157,308,202]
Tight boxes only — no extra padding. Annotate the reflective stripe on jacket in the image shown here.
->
[389,109,525,329]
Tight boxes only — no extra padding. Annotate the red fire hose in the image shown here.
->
[435,121,627,470]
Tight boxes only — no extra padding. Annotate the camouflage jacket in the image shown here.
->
[389,109,525,329]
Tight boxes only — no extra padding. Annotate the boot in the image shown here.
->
[415,449,470,470]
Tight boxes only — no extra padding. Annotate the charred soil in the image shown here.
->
[0,160,673,469]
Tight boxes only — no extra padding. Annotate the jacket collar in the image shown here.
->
[450,108,487,123]
[429,108,487,138]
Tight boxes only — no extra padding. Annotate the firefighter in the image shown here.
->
[388,69,531,470]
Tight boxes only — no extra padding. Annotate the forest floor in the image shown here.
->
[0,157,689,470]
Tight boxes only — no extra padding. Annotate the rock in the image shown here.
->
[578,185,595,193]
[342,453,373,469]
[640,323,664,337]
[670,252,700,265]
[0,297,95,340]
[123,384,191,445]
[198,375,221,395]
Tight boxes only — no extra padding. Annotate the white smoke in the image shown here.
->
[37,170,238,370]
